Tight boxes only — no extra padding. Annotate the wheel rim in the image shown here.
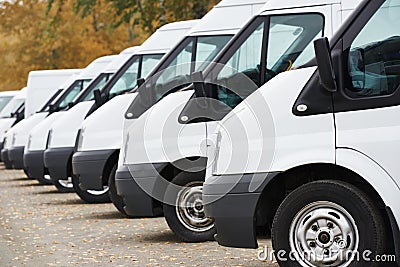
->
[87,186,109,195]
[289,201,359,267]
[175,181,214,233]
[58,177,73,189]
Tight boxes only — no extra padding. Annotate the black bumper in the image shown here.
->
[8,146,25,169]
[1,149,12,169]
[24,150,45,179]
[203,172,277,249]
[43,147,74,182]
[72,149,116,191]
[115,164,166,217]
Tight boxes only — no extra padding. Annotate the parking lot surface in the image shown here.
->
[0,165,276,266]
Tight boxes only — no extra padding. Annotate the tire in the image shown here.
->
[52,177,75,193]
[163,171,216,242]
[36,175,53,185]
[109,164,131,217]
[272,180,386,267]
[72,174,110,203]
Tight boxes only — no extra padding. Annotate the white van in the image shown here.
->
[2,69,79,168]
[72,0,266,207]
[22,54,120,185]
[0,88,27,167]
[42,21,196,193]
[203,0,400,266]
[118,0,362,242]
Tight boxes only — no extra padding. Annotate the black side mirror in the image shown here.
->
[93,89,102,107]
[314,37,337,92]
[137,78,145,88]
[68,102,74,109]
[49,104,56,113]
[191,71,209,109]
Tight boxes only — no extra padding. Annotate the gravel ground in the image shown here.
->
[0,165,277,267]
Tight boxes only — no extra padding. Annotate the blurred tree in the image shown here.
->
[0,0,219,91]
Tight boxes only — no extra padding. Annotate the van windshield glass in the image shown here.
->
[107,54,164,98]
[0,96,13,112]
[214,13,324,108]
[0,98,24,118]
[81,73,113,102]
[152,35,232,101]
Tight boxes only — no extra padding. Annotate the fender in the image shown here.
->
[336,148,400,248]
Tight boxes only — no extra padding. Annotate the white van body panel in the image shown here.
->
[336,148,400,234]
[78,93,137,151]
[212,67,335,175]
[25,69,81,118]
[27,112,66,151]
[48,101,94,148]
[10,112,48,147]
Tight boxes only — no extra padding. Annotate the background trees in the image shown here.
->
[0,0,218,91]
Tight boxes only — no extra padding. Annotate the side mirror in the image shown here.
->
[314,37,337,92]
[93,89,102,107]
[137,78,145,88]
[49,104,56,113]
[68,102,74,109]
[192,71,209,109]
[192,71,207,98]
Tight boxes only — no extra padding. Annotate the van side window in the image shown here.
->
[346,0,400,98]
[215,13,324,109]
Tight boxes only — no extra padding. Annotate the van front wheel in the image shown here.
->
[163,172,216,242]
[272,180,386,267]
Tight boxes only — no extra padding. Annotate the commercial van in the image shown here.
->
[0,91,18,113]
[2,68,78,169]
[42,21,196,193]
[0,88,27,167]
[203,0,400,266]
[23,54,120,185]
[118,0,362,243]
[72,0,266,209]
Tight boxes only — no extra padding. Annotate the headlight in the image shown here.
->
[27,134,32,149]
[212,131,222,175]
[11,133,16,146]
[76,128,84,151]
[46,129,53,148]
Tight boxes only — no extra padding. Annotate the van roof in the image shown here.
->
[78,55,117,80]
[136,20,197,55]
[187,0,267,36]
[259,0,347,12]
[0,91,19,97]
[104,47,140,73]
[27,69,81,78]
[14,87,27,99]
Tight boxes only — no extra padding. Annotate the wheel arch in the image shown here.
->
[102,149,119,185]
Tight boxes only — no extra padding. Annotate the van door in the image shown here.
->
[334,0,400,187]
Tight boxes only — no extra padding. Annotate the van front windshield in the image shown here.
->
[80,73,113,102]
[43,79,92,112]
[0,98,24,118]
[0,96,13,112]
[106,54,164,98]
[213,13,324,108]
